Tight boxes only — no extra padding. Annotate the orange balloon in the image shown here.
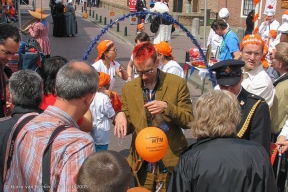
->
[135,127,168,162]
[127,187,150,192]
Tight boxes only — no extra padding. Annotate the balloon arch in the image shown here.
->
[82,11,217,87]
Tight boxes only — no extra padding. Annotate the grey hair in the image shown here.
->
[9,70,43,107]
[55,60,99,100]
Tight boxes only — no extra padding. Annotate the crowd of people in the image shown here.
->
[0,1,288,191]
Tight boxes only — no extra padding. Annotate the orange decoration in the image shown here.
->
[135,127,168,163]
[253,26,259,35]
[253,13,259,23]
[253,0,260,6]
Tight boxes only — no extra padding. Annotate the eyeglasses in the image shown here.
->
[136,69,154,76]
[108,49,117,52]
[243,51,262,58]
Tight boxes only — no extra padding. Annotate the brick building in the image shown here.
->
[101,0,286,28]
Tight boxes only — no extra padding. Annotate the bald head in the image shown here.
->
[56,60,99,100]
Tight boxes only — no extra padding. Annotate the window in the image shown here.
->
[242,0,254,16]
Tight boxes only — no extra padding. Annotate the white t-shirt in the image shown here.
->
[242,64,275,108]
[159,60,185,78]
[90,92,115,145]
[92,59,120,90]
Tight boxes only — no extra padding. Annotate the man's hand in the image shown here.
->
[114,112,127,138]
[144,100,167,115]
[276,135,288,154]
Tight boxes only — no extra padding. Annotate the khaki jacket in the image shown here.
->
[271,74,288,134]
[122,71,193,173]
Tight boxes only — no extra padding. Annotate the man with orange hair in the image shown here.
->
[240,34,275,108]
[114,42,193,191]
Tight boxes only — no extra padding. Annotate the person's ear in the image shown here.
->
[155,58,160,67]
[85,92,96,106]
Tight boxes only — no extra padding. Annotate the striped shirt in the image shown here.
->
[3,106,94,192]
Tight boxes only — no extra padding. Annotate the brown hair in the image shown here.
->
[190,90,241,139]
[275,42,288,72]
[76,151,131,192]
[211,19,228,30]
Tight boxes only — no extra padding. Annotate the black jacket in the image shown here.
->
[136,0,146,11]
[237,88,271,154]
[150,13,175,33]
[0,106,42,191]
[246,15,254,32]
[0,69,6,118]
[167,137,277,192]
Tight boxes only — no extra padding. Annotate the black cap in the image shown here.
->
[210,59,245,86]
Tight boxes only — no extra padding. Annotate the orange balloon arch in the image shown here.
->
[135,127,168,163]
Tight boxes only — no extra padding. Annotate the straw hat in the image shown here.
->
[29,8,49,20]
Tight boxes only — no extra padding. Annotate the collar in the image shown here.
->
[141,68,161,90]
[182,134,237,155]
[274,72,288,87]
[242,64,263,81]
[236,86,242,97]
[11,105,43,117]
[45,105,80,129]
[223,29,231,38]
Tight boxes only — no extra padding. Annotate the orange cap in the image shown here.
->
[269,30,277,39]
[95,40,114,62]
[285,10,288,15]
[99,72,110,87]
[137,23,144,30]
[154,41,175,60]
[240,35,264,51]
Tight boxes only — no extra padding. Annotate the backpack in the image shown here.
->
[18,38,45,74]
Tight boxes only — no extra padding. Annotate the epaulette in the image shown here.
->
[0,116,12,122]
[247,94,266,102]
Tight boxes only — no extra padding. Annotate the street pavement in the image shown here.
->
[17,0,207,157]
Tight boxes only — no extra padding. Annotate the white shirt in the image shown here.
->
[207,28,222,57]
[259,19,280,41]
[159,60,184,78]
[92,60,120,90]
[242,64,275,108]
[279,119,288,140]
[90,92,115,144]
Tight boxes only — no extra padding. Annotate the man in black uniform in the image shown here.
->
[210,59,271,154]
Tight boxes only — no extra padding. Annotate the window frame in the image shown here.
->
[240,0,263,18]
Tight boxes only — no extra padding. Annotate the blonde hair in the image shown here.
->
[190,90,241,139]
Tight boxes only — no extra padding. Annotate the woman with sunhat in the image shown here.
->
[28,8,51,58]
[92,40,128,90]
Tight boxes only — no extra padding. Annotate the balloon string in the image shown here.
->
[116,103,147,147]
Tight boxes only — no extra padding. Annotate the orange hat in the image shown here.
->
[240,35,264,51]
[154,41,175,60]
[99,72,110,87]
[269,30,277,39]
[137,23,144,30]
[95,40,114,62]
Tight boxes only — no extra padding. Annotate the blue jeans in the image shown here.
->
[95,144,108,152]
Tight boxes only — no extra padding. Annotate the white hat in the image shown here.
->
[219,8,229,19]
[264,9,275,16]
[282,11,288,22]
[278,22,288,34]
[150,2,169,14]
